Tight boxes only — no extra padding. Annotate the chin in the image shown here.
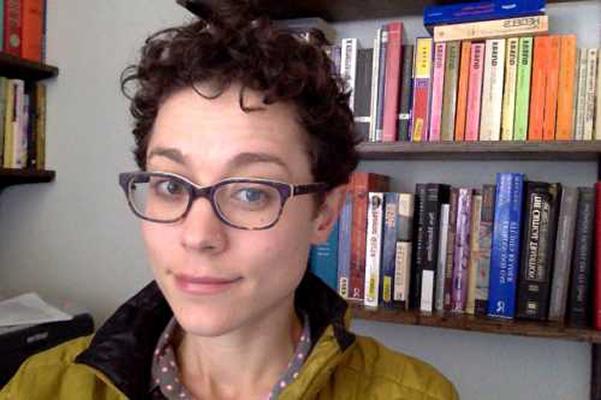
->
[174,306,243,337]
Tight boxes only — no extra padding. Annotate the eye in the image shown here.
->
[234,187,268,204]
[151,177,186,198]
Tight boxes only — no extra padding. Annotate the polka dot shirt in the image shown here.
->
[149,314,312,400]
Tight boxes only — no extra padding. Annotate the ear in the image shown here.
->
[310,184,348,245]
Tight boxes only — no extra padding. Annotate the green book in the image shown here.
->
[513,37,533,141]
[441,41,460,141]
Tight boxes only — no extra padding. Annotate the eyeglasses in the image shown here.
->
[118,171,329,230]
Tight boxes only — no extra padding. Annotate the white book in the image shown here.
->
[479,39,506,141]
[369,31,381,142]
[596,48,601,140]
[435,204,450,312]
[466,191,483,315]
[340,38,358,113]
[583,48,598,140]
[364,192,384,308]
[574,48,588,140]
[394,241,412,309]
[501,37,519,141]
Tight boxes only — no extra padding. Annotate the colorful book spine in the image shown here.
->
[543,36,561,141]
[479,38,505,141]
[340,38,358,112]
[394,241,412,310]
[476,184,496,315]
[435,203,450,311]
[548,187,578,322]
[12,80,25,168]
[380,193,400,308]
[337,192,353,299]
[428,42,446,142]
[21,0,44,62]
[514,37,533,141]
[364,192,384,308]
[441,41,460,141]
[398,45,414,141]
[3,0,21,56]
[433,15,548,42]
[488,172,524,319]
[594,183,601,330]
[353,48,374,141]
[309,221,339,291]
[375,27,388,141]
[574,48,588,140]
[528,36,549,141]
[3,80,14,168]
[466,190,483,314]
[411,38,433,142]
[454,41,471,141]
[465,42,485,141]
[443,187,459,310]
[451,188,472,312]
[382,22,403,142]
[583,48,598,140]
[555,35,577,140]
[501,37,519,141]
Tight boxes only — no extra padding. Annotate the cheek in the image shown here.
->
[140,223,176,272]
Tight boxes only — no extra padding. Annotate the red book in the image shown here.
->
[382,21,404,142]
[3,0,22,56]
[348,172,390,303]
[21,0,45,62]
[528,36,550,141]
[594,182,601,330]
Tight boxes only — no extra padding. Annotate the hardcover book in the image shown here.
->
[433,15,549,42]
[435,204,450,311]
[340,38,358,112]
[476,184,496,315]
[398,45,414,141]
[375,27,388,141]
[353,48,374,141]
[444,187,459,311]
[451,188,472,312]
[466,190,483,314]
[382,22,404,142]
[3,0,22,56]
[594,183,601,330]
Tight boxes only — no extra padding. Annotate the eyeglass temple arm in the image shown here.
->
[293,182,330,196]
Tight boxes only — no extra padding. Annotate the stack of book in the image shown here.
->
[309,172,601,329]
[2,0,48,62]
[333,0,600,142]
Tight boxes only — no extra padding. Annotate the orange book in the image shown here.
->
[454,41,471,141]
[543,35,561,141]
[528,36,550,141]
[555,35,577,140]
[21,0,45,62]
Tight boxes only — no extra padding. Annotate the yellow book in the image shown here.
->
[411,37,433,142]
[3,81,14,168]
[35,83,46,170]
[434,15,548,43]
[501,37,519,141]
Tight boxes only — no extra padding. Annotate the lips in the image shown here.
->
[174,273,242,295]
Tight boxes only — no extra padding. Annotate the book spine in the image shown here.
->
[428,42,446,142]
[353,48,374,141]
[411,183,428,308]
[465,42,485,141]
[21,0,44,62]
[479,38,505,141]
[340,38,358,112]
[528,36,549,141]
[466,190,483,314]
[567,187,595,327]
[424,0,546,27]
[488,172,525,319]
[397,192,415,241]
[3,0,21,56]
[501,37,519,141]
[548,186,579,322]
[574,48,588,140]
[369,31,381,142]
[594,182,601,330]
[441,41,460,141]
[337,192,353,299]
[596,50,601,140]
[583,48,598,140]
[514,37,533,140]
[476,184,496,315]
[394,241,412,309]
[542,36,561,141]
[3,80,14,168]
[11,80,24,168]
[382,22,403,142]
[380,193,400,308]
[451,188,472,312]
[555,35,577,140]
[376,27,388,141]
[516,182,561,320]
[0,0,3,50]
[309,221,339,291]
[434,15,548,43]
[454,41,471,141]
[411,38,432,142]
[34,82,45,170]
[0,77,6,167]
[435,203,450,311]
[398,44,414,141]
[364,192,384,308]
[443,187,459,310]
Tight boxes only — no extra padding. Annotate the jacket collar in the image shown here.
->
[75,271,355,400]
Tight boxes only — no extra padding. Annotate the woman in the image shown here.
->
[2,3,458,399]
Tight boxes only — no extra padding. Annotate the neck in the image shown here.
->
[177,295,303,400]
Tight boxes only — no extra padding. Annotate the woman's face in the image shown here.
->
[142,84,340,337]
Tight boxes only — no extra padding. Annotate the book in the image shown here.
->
[516,182,561,320]
[435,203,450,311]
[594,183,601,330]
[364,192,385,308]
[501,37,519,141]
[337,192,353,299]
[429,42,446,142]
[21,0,45,62]
[597,51,601,140]
[411,184,427,309]
[555,35,577,140]
[441,41,460,141]
[542,36,561,141]
[398,45,414,141]
[466,190,483,314]
[488,172,525,319]
[3,0,21,56]
[475,184,496,315]
[394,241,412,309]
[34,82,46,170]
[353,48,373,141]
[369,29,382,142]
[397,193,414,241]
[433,15,549,43]
[340,38,358,113]
[3,79,14,168]
[528,36,550,141]
[583,48,598,140]
[514,37,533,141]
[443,187,459,311]
[465,42,485,141]
[411,38,433,142]
[451,188,472,312]
[424,0,546,29]
[454,41,471,141]
[574,48,588,140]
[381,193,400,309]
[548,186,578,322]
[479,39,505,141]
[309,221,339,291]
[382,21,404,142]
[375,27,388,141]
[567,187,595,327]
[0,77,6,166]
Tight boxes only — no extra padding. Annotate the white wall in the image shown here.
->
[0,1,598,399]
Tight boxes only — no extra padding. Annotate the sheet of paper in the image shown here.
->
[0,292,73,327]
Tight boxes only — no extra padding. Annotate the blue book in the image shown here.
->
[336,193,353,299]
[487,172,525,319]
[424,0,546,30]
[309,221,340,291]
[380,193,400,308]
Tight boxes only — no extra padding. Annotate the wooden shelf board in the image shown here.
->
[0,52,59,81]
[357,140,601,161]
[351,305,601,344]
[0,168,56,186]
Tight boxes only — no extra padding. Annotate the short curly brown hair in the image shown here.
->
[121,2,360,195]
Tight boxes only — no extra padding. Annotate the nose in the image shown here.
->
[179,196,227,253]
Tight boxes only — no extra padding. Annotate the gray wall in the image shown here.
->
[0,1,599,399]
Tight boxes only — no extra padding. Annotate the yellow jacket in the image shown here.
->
[1,273,459,400]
